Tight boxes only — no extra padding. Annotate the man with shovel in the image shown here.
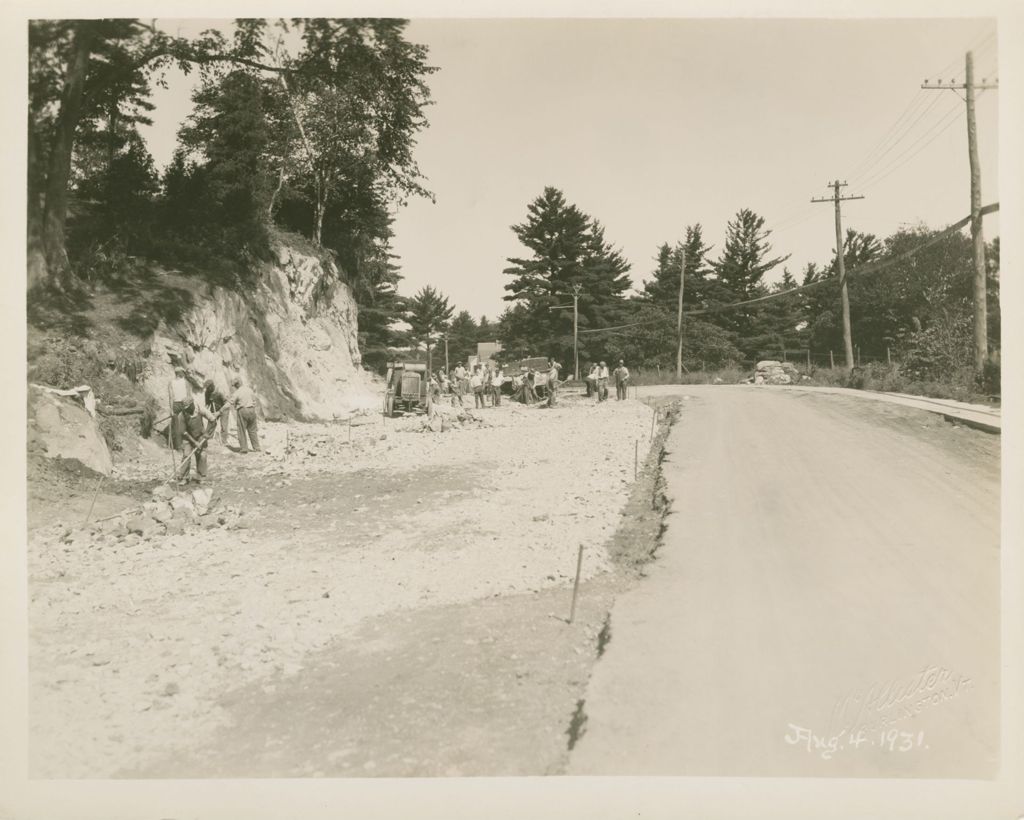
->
[177,397,217,484]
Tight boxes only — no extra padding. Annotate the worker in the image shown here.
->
[614,359,630,400]
[228,376,261,454]
[585,363,598,398]
[524,368,539,404]
[597,361,610,402]
[471,365,485,409]
[167,365,192,451]
[490,366,503,406]
[203,378,230,444]
[453,364,468,406]
[547,360,561,407]
[177,395,217,484]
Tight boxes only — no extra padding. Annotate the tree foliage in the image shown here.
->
[404,285,454,371]
[501,187,632,367]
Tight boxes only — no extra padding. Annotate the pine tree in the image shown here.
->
[643,224,712,309]
[502,186,632,366]
[405,285,454,371]
[708,208,790,355]
[446,310,479,370]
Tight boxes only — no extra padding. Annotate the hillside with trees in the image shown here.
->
[28,18,434,367]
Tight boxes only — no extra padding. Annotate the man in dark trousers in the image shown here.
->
[228,377,261,453]
[613,360,630,400]
[167,365,192,451]
[178,397,217,483]
[203,379,230,444]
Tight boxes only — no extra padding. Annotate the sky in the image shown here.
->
[139,17,1000,322]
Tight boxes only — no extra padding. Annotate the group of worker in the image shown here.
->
[434,362,512,408]
[585,360,631,402]
[168,365,262,484]
[434,357,631,407]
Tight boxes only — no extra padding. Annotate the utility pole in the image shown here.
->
[923,52,998,374]
[675,247,686,380]
[571,283,582,381]
[812,181,864,370]
[547,284,584,380]
[443,329,449,373]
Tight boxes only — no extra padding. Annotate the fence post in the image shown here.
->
[856,346,861,367]
[806,348,811,369]
[886,347,891,366]
[830,350,835,369]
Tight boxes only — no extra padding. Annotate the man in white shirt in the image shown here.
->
[228,377,261,454]
[597,361,610,402]
[546,360,561,407]
[614,360,630,400]
[490,367,503,406]
[167,365,192,451]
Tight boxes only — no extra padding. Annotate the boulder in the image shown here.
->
[191,488,213,515]
[753,360,796,386]
[124,515,161,538]
[27,385,112,475]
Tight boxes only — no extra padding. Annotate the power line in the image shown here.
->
[847,93,946,187]
[846,92,930,181]
[839,25,996,188]
[857,102,964,191]
[576,203,999,335]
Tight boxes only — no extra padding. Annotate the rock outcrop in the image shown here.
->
[27,385,113,475]
[143,239,378,421]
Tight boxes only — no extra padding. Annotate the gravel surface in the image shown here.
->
[28,393,654,777]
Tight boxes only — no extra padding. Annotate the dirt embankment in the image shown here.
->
[29,392,669,778]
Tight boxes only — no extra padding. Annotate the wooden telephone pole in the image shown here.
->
[676,247,686,380]
[923,52,998,373]
[548,284,584,380]
[443,329,450,373]
[812,181,864,370]
[572,283,582,381]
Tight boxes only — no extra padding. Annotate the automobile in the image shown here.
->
[383,361,431,416]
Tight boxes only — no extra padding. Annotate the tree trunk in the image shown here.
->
[40,21,95,289]
[313,184,326,245]
[268,165,285,218]
[27,124,47,290]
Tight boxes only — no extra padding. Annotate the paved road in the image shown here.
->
[569,385,1000,777]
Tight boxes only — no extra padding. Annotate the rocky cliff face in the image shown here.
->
[143,240,378,421]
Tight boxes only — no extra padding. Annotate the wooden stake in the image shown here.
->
[887,346,892,366]
[830,350,835,369]
[651,408,657,439]
[568,544,585,624]
[84,474,105,526]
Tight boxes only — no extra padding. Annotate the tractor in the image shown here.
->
[383,361,431,416]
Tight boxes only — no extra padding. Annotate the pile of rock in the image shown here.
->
[89,485,244,545]
[751,360,800,385]
[411,406,490,433]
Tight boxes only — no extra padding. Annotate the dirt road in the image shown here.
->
[569,385,1000,777]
